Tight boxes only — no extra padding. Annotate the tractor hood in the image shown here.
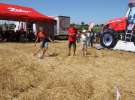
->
[106,17,127,25]
[105,17,127,31]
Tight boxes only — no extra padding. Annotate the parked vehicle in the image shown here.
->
[100,1,135,48]
[54,16,70,39]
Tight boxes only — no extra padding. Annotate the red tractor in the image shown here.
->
[100,2,135,48]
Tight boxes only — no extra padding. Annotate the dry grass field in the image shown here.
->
[0,41,135,100]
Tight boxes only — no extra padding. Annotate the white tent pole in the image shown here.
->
[33,23,37,35]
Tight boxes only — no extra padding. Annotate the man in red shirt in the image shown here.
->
[67,25,77,56]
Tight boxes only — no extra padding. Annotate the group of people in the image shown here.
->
[67,24,94,56]
[0,29,35,42]
[34,24,95,59]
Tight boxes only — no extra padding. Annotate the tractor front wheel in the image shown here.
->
[100,31,118,48]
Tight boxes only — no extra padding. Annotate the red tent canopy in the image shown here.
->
[0,3,55,23]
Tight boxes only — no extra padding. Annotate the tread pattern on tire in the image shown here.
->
[100,31,118,49]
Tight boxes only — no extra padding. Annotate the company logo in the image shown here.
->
[8,7,31,13]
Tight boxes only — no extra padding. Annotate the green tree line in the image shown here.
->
[70,22,104,33]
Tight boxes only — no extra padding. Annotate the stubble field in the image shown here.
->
[0,41,135,100]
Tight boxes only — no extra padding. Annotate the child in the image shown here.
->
[34,27,52,59]
[80,30,87,56]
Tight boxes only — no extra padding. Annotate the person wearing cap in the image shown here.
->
[67,25,77,56]
[80,29,87,56]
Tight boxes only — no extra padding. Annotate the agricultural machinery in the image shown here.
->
[100,1,135,48]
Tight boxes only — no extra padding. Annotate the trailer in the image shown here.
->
[54,16,70,39]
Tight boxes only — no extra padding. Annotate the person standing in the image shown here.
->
[80,30,87,56]
[86,30,91,47]
[34,27,52,59]
[67,25,77,56]
[88,22,95,47]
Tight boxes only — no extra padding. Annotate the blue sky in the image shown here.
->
[0,0,128,24]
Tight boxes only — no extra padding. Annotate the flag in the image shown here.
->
[116,87,121,100]
[129,0,135,3]
[88,22,94,32]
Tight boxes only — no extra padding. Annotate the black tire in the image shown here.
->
[100,31,118,48]
[133,36,135,46]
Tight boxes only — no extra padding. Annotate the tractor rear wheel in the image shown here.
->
[100,31,118,48]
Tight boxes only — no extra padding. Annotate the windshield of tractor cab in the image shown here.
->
[128,7,135,19]
[126,7,131,17]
